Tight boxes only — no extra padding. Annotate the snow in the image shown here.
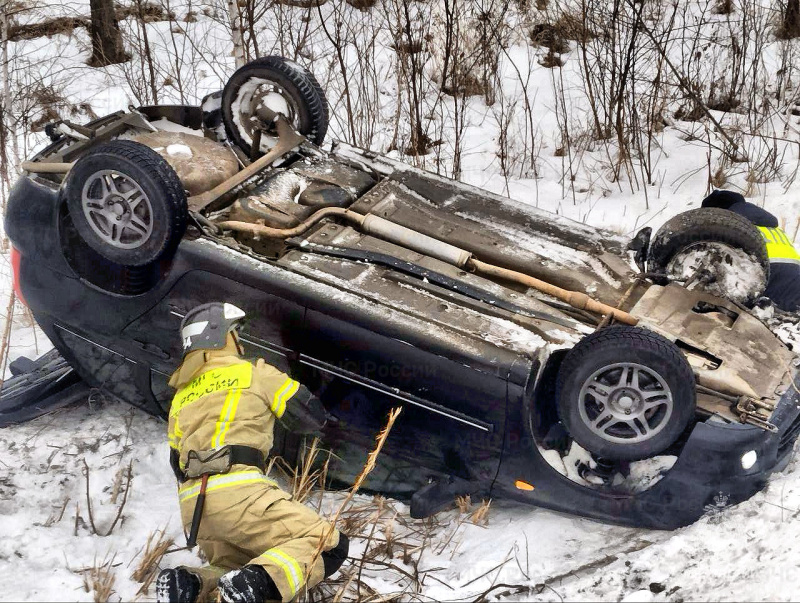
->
[165,143,192,159]
[4,395,799,602]
[667,244,768,306]
[150,119,204,138]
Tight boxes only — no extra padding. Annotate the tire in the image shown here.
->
[63,140,187,267]
[221,56,329,156]
[556,326,696,461]
[649,208,770,305]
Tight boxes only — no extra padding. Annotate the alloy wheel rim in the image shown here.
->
[577,362,674,444]
[81,169,153,249]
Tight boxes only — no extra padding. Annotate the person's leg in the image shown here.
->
[184,565,229,601]
[156,567,201,603]
[177,485,269,600]
[219,497,346,602]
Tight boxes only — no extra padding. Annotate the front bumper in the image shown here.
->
[496,369,800,529]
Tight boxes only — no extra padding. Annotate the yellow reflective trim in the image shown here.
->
[279,381,300,416]
[270,380,292,417]
[217,389,242,448]
[271,378,299,419]
[758,226,800,263]
[210,388,234,449]
[178,470,276,502]
[211,388,242,449]
[170,363,252,417]
[260,549,303,597]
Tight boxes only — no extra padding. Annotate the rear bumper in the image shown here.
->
[496,369,800,529]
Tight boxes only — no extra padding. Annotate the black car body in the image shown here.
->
[5,103,800,530]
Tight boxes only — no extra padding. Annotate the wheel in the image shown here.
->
[649,208,769,306]
[556,326,696,461]
[63,140,188,266]
[221,56,329,156]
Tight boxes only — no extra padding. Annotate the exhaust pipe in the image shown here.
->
[217,208,638,325]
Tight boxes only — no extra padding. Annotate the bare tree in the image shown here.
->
[89,0,128,66]
[228,0,246,68]
[782,0,800,39]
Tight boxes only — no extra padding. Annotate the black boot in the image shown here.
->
[322,533,350,577]
[155,568,201,603]
[218,565,281,603]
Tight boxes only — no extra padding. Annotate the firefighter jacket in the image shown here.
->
[167,334,326,471]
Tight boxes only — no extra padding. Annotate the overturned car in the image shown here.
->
[4,57,800,529]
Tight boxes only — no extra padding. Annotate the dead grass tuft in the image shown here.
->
[529,23,570,54]
[82,554,116,603]
[307,408,402,585]
[470,499,492,526]
[455,495,471,514]
[710,165,728,189]
[132,527,174,595]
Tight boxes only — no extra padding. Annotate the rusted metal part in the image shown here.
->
[218,207,366,239]
[57,111,156,162]
[466,258,639,326]
[188,116,305,212]
[632,284,795,401]
[20,161,74,174]
[736,397,779,432]
[219,205,639,325]
[596,275,645,330]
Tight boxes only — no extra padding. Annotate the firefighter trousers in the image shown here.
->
[177,470,340,602]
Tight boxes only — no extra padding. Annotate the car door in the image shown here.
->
[122,266,307,414]
[297,306,508,494]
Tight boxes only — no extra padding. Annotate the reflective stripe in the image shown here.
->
[171,363,252,416]
[271,378,300,419]
[211,388,242,449]
[771,258,800,266]
[260,549,303,598]
[168,420,179,449]
[758,226,800,263]
[178,470,276,502]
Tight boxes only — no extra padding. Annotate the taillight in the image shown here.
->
[10,245,26,307]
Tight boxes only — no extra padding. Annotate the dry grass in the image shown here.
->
[291,438,328,504]
[0,292,14,376]
[82,554,117,603]
[132,527,174,596]
[306,407,402,586]
[469,499,492,526]
[710,165,728,189]
[7,17,89,41]
[455,495,471,514]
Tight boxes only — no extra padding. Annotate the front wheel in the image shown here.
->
[556,326,696,461]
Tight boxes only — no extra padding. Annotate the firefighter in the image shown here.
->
[156,302,349,603]
[702,190,800,313]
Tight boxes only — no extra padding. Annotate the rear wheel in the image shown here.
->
[556,326,696,461]
[63,140,187,267]
[221,56,329,156]
[649,208,769,306]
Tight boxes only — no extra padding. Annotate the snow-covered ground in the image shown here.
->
[2,0,800,600]
[4,384,800,602]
